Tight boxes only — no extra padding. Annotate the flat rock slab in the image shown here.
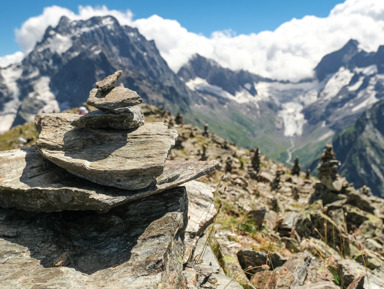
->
[71,106,144,130]
[88,87,143,112]
[0,146,219,212]
[36,113,177,190]
[0,187,187,288]
[96,70,122,91]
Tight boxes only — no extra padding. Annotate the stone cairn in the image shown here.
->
[251,147,261,173]
[317,144,347,192]
[248,147,261,180]
[175,112,184,126]
[0,70,219,213]
[202,123,209,137]
[291,156,301,176]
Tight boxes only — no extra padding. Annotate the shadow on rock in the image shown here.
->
[0,187,187,275]
[62,127,130,162]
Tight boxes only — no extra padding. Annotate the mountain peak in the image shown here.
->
[315,39,361,81]
[58,15,71,27]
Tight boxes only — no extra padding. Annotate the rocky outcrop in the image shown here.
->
[0,72,225,288]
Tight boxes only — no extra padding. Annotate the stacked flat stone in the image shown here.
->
[0,70,219,212]
[35,70,177,190]
[317,144,347,191]
[72,70,144,129]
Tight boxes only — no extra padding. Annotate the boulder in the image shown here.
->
[277,211,299,237]
[0,187,188,288]
[0,146,219,212]
[247,206,266,229]
[35,113,177,190]
[87,87,143,112]
[71,106,144,130]
[237,249,287,275]
[250,252,315,288]
[95,70,122,91]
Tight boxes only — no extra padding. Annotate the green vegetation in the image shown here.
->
[327,265,341,286]
[0,122,38,151]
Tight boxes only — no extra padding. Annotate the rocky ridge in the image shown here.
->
[164,114,384,288]
[1,81,384,288]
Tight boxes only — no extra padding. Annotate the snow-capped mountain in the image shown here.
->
[177,41,384,171]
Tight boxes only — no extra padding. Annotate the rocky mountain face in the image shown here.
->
[333,99,384,198]
[1,15,384,196]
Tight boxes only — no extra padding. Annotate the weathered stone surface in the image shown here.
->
[237,249,287,275]
[88,87,143,112]
[237,249,269,275]
[183,181,217,263]
[71,106,144,130]
[250,252,315,288]
[211,230,254,288]
[95,70,122,91]
[338,258,384,289]
[183,233,243,289]
[0,146,219,212]
[0,187,187,288]
[258,171,274,183]
[277,211,299,237]
[247,206,266,229]
[36,113,177,190]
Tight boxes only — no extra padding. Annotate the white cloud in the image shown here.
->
[0,51,24,68]
[15,6,76,53]
[11,0,384,81]
[14,5,133,54]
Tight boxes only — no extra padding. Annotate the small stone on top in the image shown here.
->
[96,70,122,91]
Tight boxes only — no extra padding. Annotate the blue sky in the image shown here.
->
[0,0,345,56]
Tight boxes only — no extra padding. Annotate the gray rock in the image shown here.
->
[255,251,313,288]
[237,249,268,275]
[36,113,177,190]
[0,186,188,288]
[277,211,299,237]
[0,146,219,212]
[88,87,143,112]
[95,70,122,91]
[71,106,144,130]
[237,249,287,275]
[338,259,365,288]
[338,258,384,289]
[183,181,217,263]
[247,206,266,229]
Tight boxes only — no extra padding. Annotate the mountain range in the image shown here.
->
[0,15,383,197]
